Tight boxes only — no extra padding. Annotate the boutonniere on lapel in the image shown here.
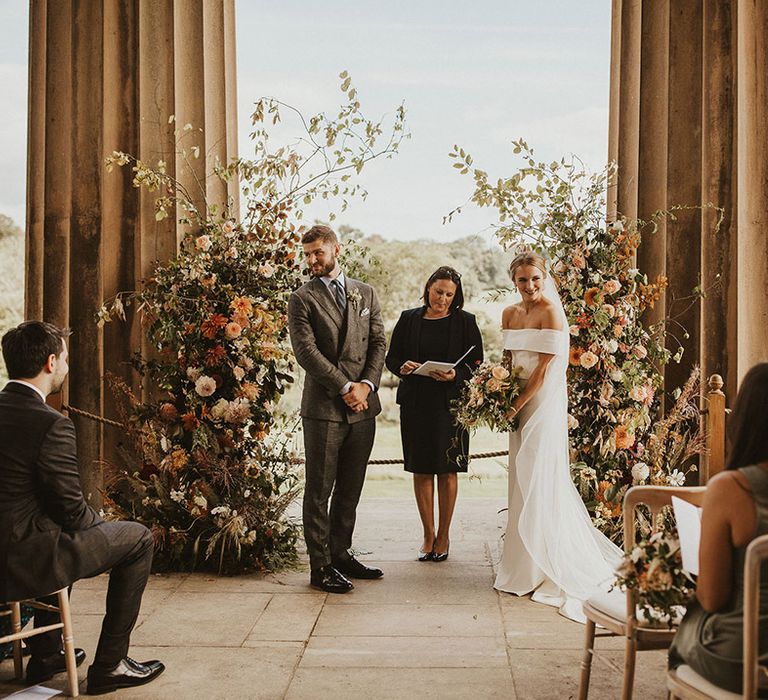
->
[347,288,362,309]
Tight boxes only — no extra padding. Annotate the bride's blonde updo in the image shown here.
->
[508,251,548,281]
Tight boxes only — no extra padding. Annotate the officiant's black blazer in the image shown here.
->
[385,307,484,410]
[0,382,104,601]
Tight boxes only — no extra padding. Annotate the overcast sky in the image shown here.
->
[0,1,610,241]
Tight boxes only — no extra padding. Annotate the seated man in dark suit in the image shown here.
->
[0,321,165,694]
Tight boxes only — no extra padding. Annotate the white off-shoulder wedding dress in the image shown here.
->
[494,282,622,623]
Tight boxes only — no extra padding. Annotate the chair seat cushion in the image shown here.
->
[587,589,682,629]
[674,665,741,700]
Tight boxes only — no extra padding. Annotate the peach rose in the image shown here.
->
[194,375,217,397]
[491,365,510,380]
[195,235,212,252]
[225,321,242,339]
[604,279,621,294]
[579,351,599,369]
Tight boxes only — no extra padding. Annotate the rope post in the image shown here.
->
[702,373,726,483]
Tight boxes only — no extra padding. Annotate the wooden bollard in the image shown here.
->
[701,373,726,483]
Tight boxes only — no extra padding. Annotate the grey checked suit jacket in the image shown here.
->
[288,276,386,423]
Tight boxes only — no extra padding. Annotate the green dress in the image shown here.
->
[669,465,768,696]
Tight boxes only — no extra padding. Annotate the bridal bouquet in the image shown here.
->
[614,529,696,626]
[452,361,522,433]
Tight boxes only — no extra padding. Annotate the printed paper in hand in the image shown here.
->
[412,345,476,377]
[672,496,703,575]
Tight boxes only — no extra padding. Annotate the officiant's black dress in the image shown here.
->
[385,307,483,474]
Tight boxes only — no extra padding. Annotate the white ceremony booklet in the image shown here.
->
[672,495,703,575]
[412,345,476,377]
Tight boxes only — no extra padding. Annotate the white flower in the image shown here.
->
[630,546,645,563]
[258,263,275,278]
[193,495,208,509]
[631,462,650,483]
[211,505,231,517]
[225,397,251,424]
[630,385,646,402]
[604,339,619,354]
[195,235,212,252]
[609,220,625,233]
[634,345,648,359]
[667,469,686,486]
[567,414,579,430]
[210,398,229,421]
[194,375,217,397]
[170,489,186,503]
[233,366,245,381]
[609,369,624,383]
[186,366,202,382]
[569,324,580,337]
[243,489,251,498]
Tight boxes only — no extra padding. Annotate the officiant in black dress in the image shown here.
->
[385,266,483,563]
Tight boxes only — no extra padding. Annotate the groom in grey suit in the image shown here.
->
[288,225,386,593]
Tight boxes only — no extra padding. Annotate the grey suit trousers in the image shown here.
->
[302,417,376,569]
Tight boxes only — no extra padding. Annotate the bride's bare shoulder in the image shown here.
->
[538,299,563,331]
[501,303,523,329]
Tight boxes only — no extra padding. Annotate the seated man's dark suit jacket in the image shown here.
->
[0,382,105,601]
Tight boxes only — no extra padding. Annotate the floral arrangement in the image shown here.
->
[450,140,703,542]
[98,74,407,573]
[614,529,696,626]
[452,361,522,433]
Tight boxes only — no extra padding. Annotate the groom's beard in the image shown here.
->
[310,257,337,278]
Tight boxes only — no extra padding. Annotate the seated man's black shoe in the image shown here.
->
[333,555,384,580]
[26,648,86,683]
[86,657,165,695]
[310,565,354,593]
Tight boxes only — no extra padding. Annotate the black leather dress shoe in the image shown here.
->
[333,555,384,580]
[86,657,165,695]
[26,648,86,683]
[310,565,354,593]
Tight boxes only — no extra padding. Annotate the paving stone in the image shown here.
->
[313,603,503,638]
[286,667,516,699]
[176,570,311,594]
[507,647,668,700]
[324,561,498,606]
[300,635,508,668]
[245,594,325,643]
[130,592,272,647]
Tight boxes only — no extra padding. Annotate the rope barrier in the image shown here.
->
[61,404,510,464]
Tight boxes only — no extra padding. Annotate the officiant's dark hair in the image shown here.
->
[725,362,768,470]
[1,321,71,379]
[301,224,338,246]
[423,266,464,311]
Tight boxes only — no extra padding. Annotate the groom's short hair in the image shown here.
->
[1,321,71,379]
[301,225,338,246]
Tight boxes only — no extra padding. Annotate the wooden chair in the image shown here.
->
[577,485,707,700]
[666,532,768,699]
[0,587,79,697]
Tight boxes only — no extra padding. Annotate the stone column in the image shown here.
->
[702,0,738,399]
[737,0,768,382]
[664,0,702,397]
[636,0,669,330]
[25,0,239,504]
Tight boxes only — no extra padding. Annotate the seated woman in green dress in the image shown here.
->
[669,362,768,696]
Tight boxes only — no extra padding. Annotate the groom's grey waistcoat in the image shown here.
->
[288,276,386,422]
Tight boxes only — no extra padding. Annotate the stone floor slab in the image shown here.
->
[507,647,668,700]
[245,593,325,643]
[176,570,311,594]
[286,667,516,699]
[300,634,507,668]
[313,603,503,637]
[324,561,498,605]
[130,592,272,647]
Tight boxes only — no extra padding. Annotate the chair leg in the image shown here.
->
[621,636,638,700]
[10,602,23,680]
[577,618,597,700]
[57,589,79,698]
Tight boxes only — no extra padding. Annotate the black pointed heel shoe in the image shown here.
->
[432,543,449,562]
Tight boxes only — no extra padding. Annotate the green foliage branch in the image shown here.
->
[99,74,407,573]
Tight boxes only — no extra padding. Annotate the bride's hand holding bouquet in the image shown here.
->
[452,361,522,433]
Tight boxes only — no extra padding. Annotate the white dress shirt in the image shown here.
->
[7,379,47,402]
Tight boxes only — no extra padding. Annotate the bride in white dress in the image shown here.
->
[494,252,622,622]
